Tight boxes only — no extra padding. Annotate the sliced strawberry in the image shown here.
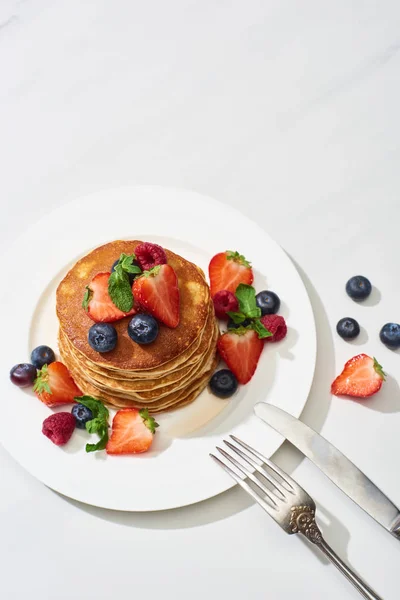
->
[209,251,254,297]
[106,408,159,455]
[217,329,263,384]
[83,272,137,323]
[33,362,81,407]
[133,264,180,328]
[331,354,385,398]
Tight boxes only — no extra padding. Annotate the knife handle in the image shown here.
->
[315,537,382,600]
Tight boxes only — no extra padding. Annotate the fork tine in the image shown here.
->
[230,435,296,493]
[223,440,287,500]
[216,445,278,507]
[210,453,277,514]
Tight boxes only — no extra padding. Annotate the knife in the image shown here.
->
[254,402,400,540]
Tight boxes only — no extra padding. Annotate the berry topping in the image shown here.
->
[336,317,360,340]
[256,291,280,315]
[331,354,385,398]
[33,362,81,407]
[209,251,254,297]
[345,276,372,301]
[209,369,238,398]
[128,314,159,344]
[72,404,94,429]
[30,345,55,369]
[133,264,180,328]
[88,323,117,353]
[217,329,264,384]
[213,290,239,319]
[42,412,76,446]
[83,272,137,323]
[135,242,167,272]
[379,323,400,349]
[106,408,159,455]
[10,363,37,387]
[260,315,287,342]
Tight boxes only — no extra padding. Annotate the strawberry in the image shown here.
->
[106,408,159,455]
[82,272,137,323]
[217,329,263,384]
[33,362,81,407]
[209,251,254,297]
[133,264,180,328]
[331,354,385,398]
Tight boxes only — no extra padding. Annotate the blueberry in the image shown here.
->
[379,323,400,349]
[255,291,280,315]
[209,369,238,398]
[31,345,56,369]
[336,317,360,340]
[227,318,251,330]
[88,323,117,353]
[72,404,93,429]
[10,363,37,387]
[112,258,139,286]
[128,314,159,344]
[345,276,372,301]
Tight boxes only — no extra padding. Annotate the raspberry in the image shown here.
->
[42,412,76,446]
[213,290,239,319]
[135,243,167,271]
[260,315,287,342]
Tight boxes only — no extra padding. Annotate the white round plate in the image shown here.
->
[0,187,316,511]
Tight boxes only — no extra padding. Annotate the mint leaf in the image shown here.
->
[226,251,251,268]
[247,307,262,319]
[108,267,133,312]
[139,409,159,434]
[82,285,93,311]
[75,395,110,453]
[226,311,247,324]
[123,264,142,274]
[235,283,257,315]
[251,319,272,339]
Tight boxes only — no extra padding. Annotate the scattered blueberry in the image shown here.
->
[336,318,360,340]
[72,404,94,429]
[345,276,372,301]
[10,363,37,387]
[255,290,281,315]
[227,318,251,330]
[30,345,56,369]
[88,323,117,353]
[128,314,159,344]
[379,323,400,349]
[112,258,139,285]
[209,369,238,398]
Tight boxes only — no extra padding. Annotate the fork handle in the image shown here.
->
[314,536,382,600]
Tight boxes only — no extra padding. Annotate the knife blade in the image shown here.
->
[254,402,400,539]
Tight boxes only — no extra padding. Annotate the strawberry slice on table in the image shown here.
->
[217,328,264,384]
[106,408,159,455]
[133,264,180,328]
[82,272,137,323]
[33,362,81,407]
[331,354,385,398]
[209,251,254,297]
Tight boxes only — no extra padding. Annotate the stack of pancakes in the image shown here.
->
[56,241,218,413]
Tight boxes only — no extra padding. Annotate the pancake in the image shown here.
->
[56,240,219,413]
[57,240,210,371]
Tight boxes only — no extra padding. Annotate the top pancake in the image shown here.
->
[56,240,210,371]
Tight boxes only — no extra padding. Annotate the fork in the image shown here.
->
[211,436,382,600]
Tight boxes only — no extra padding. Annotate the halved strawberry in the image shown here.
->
[83,272,137,323]
[209,251,254,297]
[133,264,180,328]
[331,354,385,398]
[217,329,263,384]
[33,362,81,407]
[106,408,159,455]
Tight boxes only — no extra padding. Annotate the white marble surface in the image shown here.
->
[1,1,400,598]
